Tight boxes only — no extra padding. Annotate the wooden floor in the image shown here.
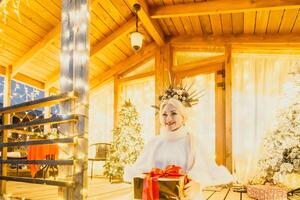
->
[2,178,299,200]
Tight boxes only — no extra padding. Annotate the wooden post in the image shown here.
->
[113,75,119,128]
[0,65,11,195]
[44,88,51,134]
[225,45,233,172]
[215,64,226,166]
[59,0,90,199]
[155,43,173,135]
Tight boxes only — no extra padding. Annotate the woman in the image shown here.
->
[124,89,233,199]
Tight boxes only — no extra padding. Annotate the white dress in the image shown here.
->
[124,126,233,200]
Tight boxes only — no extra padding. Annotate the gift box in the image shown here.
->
[133,165,188,200]
[247,185,287,200]
[134,176,185,200]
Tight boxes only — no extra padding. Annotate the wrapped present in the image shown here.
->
[247,185,287,200]
[133,165,188,200]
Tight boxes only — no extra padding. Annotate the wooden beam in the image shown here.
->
[172,55,225,73]
[119,57,154,77]
[0,115,78,131]
[90,18,136,56]
[0,66,45,90]
[90,42,157,90]
[0,138,74,147]
[225,45,232,172]
[171,34,300,49]
[128,0,165,46]
[11,24,61,77]
[13,73,45,90]
[151,0,300,18]
[175,63,223,79]
[45,69,60,90]
[118,71,154,84]
[0,91,77,114]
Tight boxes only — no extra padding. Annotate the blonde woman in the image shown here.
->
[124,87,233,199]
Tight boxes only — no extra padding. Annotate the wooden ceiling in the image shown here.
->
[0,0,299,92]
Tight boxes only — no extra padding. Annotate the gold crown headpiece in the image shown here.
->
[159,85,201,107]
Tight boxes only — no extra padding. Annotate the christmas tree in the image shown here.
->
[257,68,300,185]
[103,100,144,180]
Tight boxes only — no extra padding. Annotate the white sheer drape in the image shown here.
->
[182,74,216,158]
[89,82,114,143]
[119,77,155,143]
[232,53,300,183]
[88,82,114,176]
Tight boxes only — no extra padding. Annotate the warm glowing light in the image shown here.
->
[130,31,143,52]
[0,0,25,23]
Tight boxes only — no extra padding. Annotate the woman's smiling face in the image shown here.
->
[161,103,184,132]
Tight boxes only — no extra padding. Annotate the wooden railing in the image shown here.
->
[0,91,78,189]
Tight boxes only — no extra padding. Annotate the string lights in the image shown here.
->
[0,0,28,24]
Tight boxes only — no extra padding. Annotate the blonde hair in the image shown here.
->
[159,98,188,124]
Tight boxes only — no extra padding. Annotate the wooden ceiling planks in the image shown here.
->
[292,12,300,33]
[232,13,244,35]
[244,11,256,34]
[255,10,270,34]
[188,16,203,35]
[26,0,60,26]
[99,0,128,26]
[279,9,299,33]
[210,14,222,35]
[1,0,300,92]
[267,10,284,34]
[19,1,54,32]
[200,15,213,35]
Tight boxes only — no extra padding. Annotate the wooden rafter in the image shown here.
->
[0,66,44,89]
[151,0,300,18]
[11,0,99,78]
[90,18,136,55]
[127,0,165,46]
[90,42,157,90]
[45,69,60,90]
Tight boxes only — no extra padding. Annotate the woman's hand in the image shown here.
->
[183,180,201,199]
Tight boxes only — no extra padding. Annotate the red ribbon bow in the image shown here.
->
[142,165,185,200]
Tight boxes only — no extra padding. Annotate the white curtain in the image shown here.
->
[232,53,300,183]
[88,81,114,176]
[182,74,216,159]
[119,76,155,143]
[89,82,114,144]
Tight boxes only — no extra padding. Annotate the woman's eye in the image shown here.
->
[162,114,167,117]
[171,112,177,115]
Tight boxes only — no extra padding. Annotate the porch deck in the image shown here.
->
[4,178,299,200]
[5,178,249,200]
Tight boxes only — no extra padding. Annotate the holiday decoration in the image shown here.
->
[159,85,201,107]
[256,68,300,188]
[247,185,287,200]
[134,165,187,200]
[103,100,144,180]
[0,0,28,24]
